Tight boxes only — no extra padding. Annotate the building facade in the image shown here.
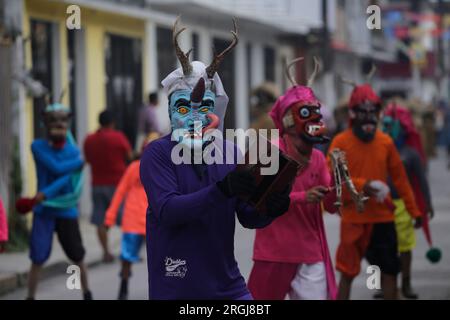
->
[4,0,302,215]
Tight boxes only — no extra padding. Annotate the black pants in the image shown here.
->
[365,222,400,276]
[55,218,86,263]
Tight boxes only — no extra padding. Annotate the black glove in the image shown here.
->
[265,186,291,218]
[217,169,256,198]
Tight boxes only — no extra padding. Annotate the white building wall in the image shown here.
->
[145,21,159,93]
[234,36,249,130]
[345,0,372,55]
[185,0,324,33]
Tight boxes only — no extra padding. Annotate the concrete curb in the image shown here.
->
[0,256,108,298]
[0,217,122,299]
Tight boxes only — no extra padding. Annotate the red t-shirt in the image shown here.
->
[84,128,131,186]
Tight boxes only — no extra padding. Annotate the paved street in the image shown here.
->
[1,259,148,300]
[2,149,450,300]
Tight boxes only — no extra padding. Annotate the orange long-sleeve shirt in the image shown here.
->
[105,160,147,234]
[327,129,420,224]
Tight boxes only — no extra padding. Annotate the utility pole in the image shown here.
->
[436,0,447,100]
[321,0,336,111]
[322,0,330,72]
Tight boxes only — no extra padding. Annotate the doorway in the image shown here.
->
[105,34,143,146]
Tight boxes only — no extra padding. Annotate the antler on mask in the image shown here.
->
[173,16,193,76]
[206,19,239,79]
[284,56,320,88]
[366,64,377,83]
[307,56,320,88]
[44,93,51,106]
[339,76,357,88]
[284,57,304,87]
[58,85,67,103]
[340,63,377,87]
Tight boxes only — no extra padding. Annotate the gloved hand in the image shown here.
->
[217,169,256,198]
[15,193,44,214]
[15,197,37,215]
[364,180,390,203]
[265,186,292,218]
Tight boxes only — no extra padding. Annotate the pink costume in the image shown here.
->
[248,85,338,300]
[0,197,8,245]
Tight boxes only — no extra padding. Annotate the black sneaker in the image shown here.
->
[401,277,418,299]
[83,290,93,300]
[402,284,418,299]
[118,290,128,300]
[373,290,384,299]
[118,279,128,300]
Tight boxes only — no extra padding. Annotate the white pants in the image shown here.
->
[289,262,327,300]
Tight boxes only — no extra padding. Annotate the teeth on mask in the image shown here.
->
[307,125,321,135]
[184,132,202,139]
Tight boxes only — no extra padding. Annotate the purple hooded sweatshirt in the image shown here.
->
[140,134,274,300]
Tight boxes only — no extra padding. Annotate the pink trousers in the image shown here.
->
[248,260,298,300]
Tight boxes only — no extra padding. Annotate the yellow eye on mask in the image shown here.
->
[177,107,189,115]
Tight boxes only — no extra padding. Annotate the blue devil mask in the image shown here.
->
[169,78,219,150]
[163,17,237,151]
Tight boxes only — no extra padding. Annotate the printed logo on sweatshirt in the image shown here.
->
[165,257,187,278]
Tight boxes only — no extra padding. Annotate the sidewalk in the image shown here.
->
[0,217,121,297]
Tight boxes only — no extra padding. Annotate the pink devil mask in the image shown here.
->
[269,58,328,144]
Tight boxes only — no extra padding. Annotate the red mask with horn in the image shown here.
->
[270,57,329,145]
